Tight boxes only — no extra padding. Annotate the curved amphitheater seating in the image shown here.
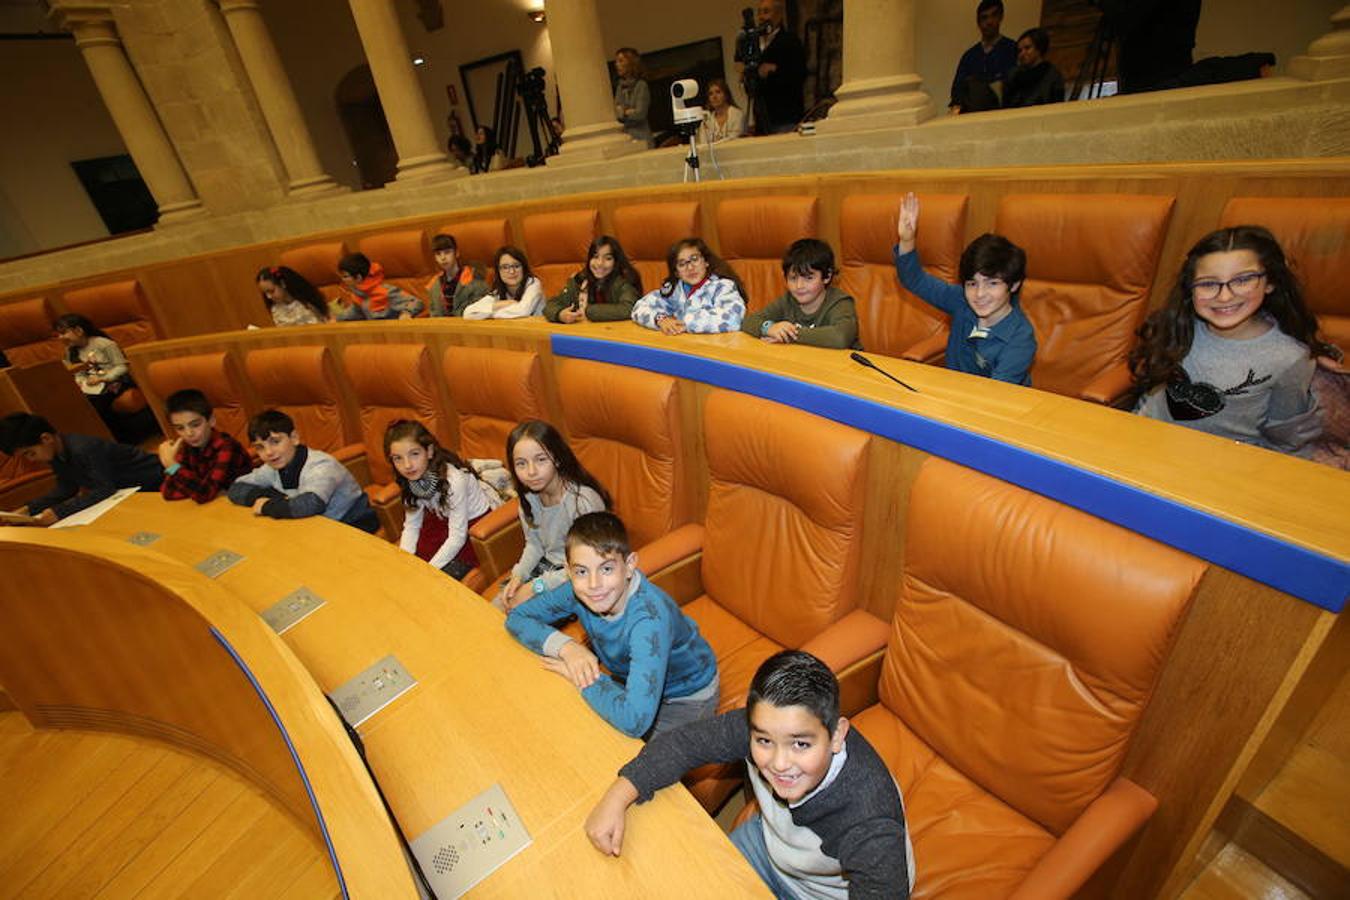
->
[523,208,599,298]
[0,296,62,368]
[612,201,702,294]
[837,192,968,362]
[996,194,1175,404]
[716,196,819,312]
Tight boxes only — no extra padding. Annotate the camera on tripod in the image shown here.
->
[514,66,558,167]
[670,79,704,137]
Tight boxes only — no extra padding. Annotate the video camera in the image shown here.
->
[733,7,767,74]
[669,79,704,137]
[514,66,558,167]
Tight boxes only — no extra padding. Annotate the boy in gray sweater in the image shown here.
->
[585,650,915,899]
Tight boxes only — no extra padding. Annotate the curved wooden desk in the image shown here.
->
[67,493,767,898]
[0,527,416,898]
[116,317,1347,897]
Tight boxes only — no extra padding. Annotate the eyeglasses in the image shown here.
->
[1190,271,1265,301]
[498,262,523,272]
[675,254,704,269]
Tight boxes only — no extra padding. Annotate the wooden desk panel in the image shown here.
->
[81,494,767,898]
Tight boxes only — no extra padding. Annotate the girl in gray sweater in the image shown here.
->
[494,420,612,611]
[1130,226,1337,456]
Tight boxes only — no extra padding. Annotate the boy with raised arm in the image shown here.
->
[893,191,1037,385]
[158,389,251,503]
[741,238,861,349]
[0,412,162,526]
[586,650,914,898]
[227,410,379,533]
[505,512,719,739]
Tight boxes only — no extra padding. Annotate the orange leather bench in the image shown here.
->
[523,209,598,298]
[612,201,701,296]
[0,297,62,368]
[717,196,818,313]
[852,457,1206,897]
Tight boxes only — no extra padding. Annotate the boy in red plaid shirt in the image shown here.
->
[158,389,252,503]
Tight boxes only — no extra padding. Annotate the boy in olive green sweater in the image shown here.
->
[741,239,861,350]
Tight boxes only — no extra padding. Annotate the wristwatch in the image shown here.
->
[760,320,775,336]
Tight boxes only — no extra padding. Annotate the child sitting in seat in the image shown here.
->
[0,412,162,526]
[631,238,746,335]
[893,191,1037,384]
[426,233,490,317]
[228,410,379,533]
[493,419,609,611]
[586,649,914,897]
[505,511,719,738]
[385,419,500,580]
[1130,225,1335,456]
[257,266,331,326]
[158,389,252,503]
[462,247,545,319]
[544,235,644,324]
[54,313,155,443]
[741,238,861,349]
[335,252,423,320]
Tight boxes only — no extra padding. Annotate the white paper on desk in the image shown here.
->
[50,487,140,528]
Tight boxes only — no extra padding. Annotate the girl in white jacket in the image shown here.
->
[462,246,545,319]
[385,419,501,580]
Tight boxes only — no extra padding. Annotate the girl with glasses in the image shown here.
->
[463,246,545,319]
[1130,225,1337,456]
[631,238,746,335]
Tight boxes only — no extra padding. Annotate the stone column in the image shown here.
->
[1289,5,1350,80]
[56,6,204,223]
[219,0,345,196]
[544,0,642,165]
[815,0,932,134]
[346,0,460,184]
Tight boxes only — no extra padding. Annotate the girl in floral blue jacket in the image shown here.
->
[632,238,746,335]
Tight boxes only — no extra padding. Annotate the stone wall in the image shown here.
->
[1,70,1346,295]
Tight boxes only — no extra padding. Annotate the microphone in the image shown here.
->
[850,352,919,393]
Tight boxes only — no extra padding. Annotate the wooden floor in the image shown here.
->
[1181,845,1312,900]
[0,712,337,900]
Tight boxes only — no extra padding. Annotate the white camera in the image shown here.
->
[670,79,704,127]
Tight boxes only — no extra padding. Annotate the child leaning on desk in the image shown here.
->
[586,649,914,898]
[227,409,379,533]
[741,238,861,349]
[505,511,719,739]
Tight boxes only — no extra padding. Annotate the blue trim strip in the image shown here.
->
[552,335,1348,613]
[210,627,349,899]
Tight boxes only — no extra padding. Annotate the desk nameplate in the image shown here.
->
[195,548,244,579]
[410,782,531,899]
[330,654,416,728]
[261,586,326,634]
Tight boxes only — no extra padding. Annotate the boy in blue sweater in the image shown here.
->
[505,511,719,739]
[586,650,914,899]
[892,191,1037,385]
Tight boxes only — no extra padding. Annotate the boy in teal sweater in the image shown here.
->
[505,511,719,739]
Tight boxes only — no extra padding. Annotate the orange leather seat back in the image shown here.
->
[996,194,1174,397]
[1220,197,1350,349]
[442,346,549,461]
[144,351,250,444]
[0,297,62,367]
[0,448,45,482]
[523,209,599,298]
[436,218,512,276]
[279,240,349,304]
[557,359,685,550]
[342,344,448,484]
[244,346,352,454]
[61,280,158,348]
[838,193,967,357]
[358,230,434,308]
[700,390,869,648]
[613,201,701,295]
[716,197,818,313]
[882,457,1205,835]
